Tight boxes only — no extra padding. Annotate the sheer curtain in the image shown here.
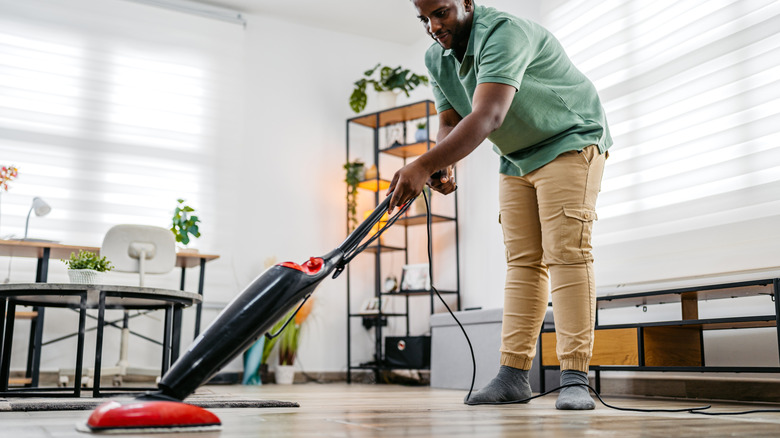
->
[0,0,244,285]
[541,0,780,287]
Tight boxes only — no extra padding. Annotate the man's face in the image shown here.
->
[413,0,473,51]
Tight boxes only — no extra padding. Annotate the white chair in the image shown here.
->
[89,225,176,387]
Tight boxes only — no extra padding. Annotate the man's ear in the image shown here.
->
[464,0,473,12]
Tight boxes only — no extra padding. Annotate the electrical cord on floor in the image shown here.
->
[419,189,780,416]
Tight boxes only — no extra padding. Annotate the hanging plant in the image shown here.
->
[344,160,365,232]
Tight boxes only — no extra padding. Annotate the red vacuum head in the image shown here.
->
[85,400,221,433]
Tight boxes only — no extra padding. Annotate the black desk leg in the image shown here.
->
[0,298,5,375]
[194,258,206,338]
[161,305,173,376]
[27,248,49,387]
[1,300,16,391]
[171,307,182,365]
[74,294,87,398]
[93,292,106,398]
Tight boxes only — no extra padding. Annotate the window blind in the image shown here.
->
[0,0,244,287]
[541,0,780,286]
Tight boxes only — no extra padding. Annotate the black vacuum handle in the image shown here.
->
[337,193,393,254]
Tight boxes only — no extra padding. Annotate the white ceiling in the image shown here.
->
[191,0,429,45]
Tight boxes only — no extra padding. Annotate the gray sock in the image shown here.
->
[555,370,595,410]
[464,365,532,405]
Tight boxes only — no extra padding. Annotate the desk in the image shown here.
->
[0,240,219,385]
[0,283,201,397]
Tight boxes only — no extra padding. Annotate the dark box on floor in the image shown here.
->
[385,336,431,369]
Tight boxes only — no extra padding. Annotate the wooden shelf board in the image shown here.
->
[381,141,435,158]
[363,245,405,253]
[349,101,437,129]
[597,281,775,310]
[349,313,407,318]
[358,179,391,192]
[394,214,456,226]
[382,289,458,296]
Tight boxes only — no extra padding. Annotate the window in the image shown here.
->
[542,0,780,285]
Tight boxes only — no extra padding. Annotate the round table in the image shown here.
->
[0,283,201,397]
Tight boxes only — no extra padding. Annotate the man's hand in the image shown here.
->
[428,166,456,195]
[386,160,431,213]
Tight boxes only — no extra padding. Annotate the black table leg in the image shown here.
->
[194,258,206,338]
[0,298,6,376]
[27,248,50,387]
[171,307,182,364]
[93,292,106,398]
[161,304,172,376]
[74,294,87,397]
[1,300,16,391]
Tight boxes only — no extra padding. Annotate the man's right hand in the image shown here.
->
[428,165,457,195]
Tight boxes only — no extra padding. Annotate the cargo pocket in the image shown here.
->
[560,206,597,263]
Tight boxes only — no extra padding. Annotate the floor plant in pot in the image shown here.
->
[349,64,429,113]
[275,298,314,384]
[63,249,113,284]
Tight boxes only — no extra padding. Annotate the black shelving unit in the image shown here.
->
[345,100,461,383]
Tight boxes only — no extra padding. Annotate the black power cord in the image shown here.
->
[418,189,780,416]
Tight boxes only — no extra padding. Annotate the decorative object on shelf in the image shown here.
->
[62,249,114,284]
[344,160,365,232]
[276,297,314,384]
[170,198,201,248]
[359,296,389,314]
[23,196,52,240]
[349,63,429,113]
[415,122,429,142]
[386,124,405,147]
[401,263,431,291]
[0,165,19,236]
[410,186,432,217]
[383,275,399,293]
[364,164,378,181]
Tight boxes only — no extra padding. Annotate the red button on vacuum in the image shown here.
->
[303,257,323,274]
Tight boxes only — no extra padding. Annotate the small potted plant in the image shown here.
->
[275,298,314,384]
[344,160,365,232]
[415,121,428,142]
[170,198,201,250]
[63,249,113,284]
[349,64,429,113]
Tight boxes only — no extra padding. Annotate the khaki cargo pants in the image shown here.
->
[498,145,606,372]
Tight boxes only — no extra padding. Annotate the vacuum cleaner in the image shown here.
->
[83,193,412,433]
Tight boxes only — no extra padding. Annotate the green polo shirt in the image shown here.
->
[425,5,612,176]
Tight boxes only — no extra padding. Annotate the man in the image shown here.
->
[387,0,611,410]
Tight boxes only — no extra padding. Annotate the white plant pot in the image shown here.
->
[377,91,398,110]
[67,269,104,285]
[275,365,295,385]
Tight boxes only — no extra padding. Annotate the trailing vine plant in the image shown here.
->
[344,160,364,232]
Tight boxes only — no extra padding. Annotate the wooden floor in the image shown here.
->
[3,383,780,437]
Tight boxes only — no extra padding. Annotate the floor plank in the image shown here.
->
[2,383,780,437]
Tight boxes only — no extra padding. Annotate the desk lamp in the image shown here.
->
[23,197,51,240]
